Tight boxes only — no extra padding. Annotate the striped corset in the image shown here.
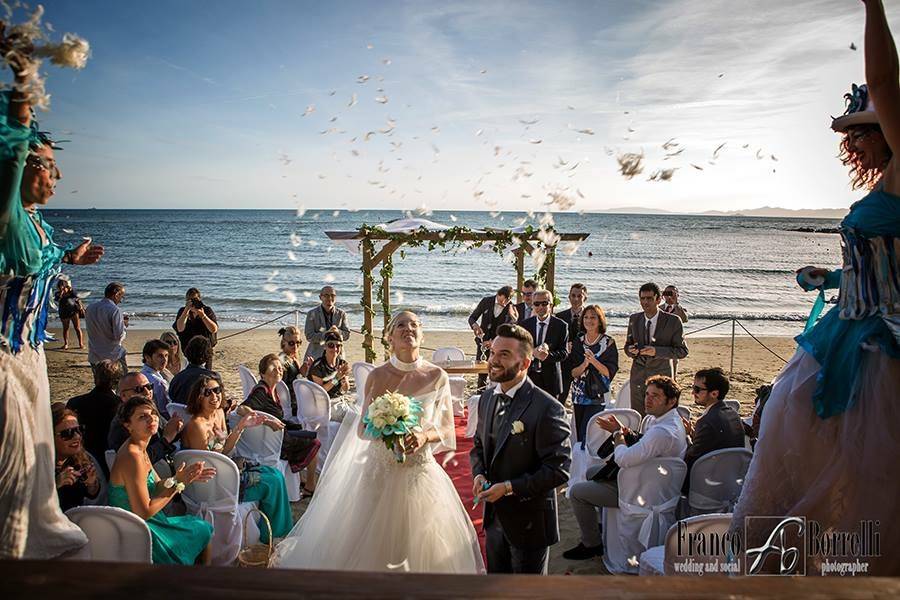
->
[1,264,61,353]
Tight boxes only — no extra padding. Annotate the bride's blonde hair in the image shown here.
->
[383,310,423,350]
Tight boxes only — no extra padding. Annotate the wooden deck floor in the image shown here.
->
[4,560,900,599]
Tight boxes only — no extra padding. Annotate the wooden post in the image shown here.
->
[381,272,391,361]
[514,247,525,303]
[361,239,375,363]
[545,246,557,297]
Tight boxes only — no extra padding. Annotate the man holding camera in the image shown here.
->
[173,287,219,370]
[625,283,688,416]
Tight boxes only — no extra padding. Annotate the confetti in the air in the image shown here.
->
[617,152,644,180]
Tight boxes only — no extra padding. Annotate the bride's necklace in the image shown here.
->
[389,355,423,372]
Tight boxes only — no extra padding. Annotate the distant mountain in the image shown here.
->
[588,205,848,219]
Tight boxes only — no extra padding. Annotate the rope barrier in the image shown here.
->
[735,319,790,364]
[682,318,734,337]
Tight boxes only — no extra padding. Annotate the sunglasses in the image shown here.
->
[127,383,154,394]
[56,425,85,440]
[326,342,343,349]
[201,386,222,397]
[284,340,300,347]
[533,301,550,307]
[663,291,675,297]
[26,153,62,180]
[691,385,707,393]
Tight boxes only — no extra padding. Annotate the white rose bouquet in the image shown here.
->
[362,391,423,463]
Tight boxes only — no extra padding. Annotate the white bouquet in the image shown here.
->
[362,391,423,463]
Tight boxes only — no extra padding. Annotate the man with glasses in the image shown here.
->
[681,368,744,493]
[106,372,182,465]
[625,283,688,416]
[660,285,688,323]
[304,285,351,361]
[85,282,128,373]
[174,287,219,370]
[520,289,569,399]
[514,279,538,324]
[556,283,587,403]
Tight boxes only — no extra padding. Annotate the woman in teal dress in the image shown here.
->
[181,375,294,542]
[0,35,104,559]
[108,395,215,564]
[732,0,900,575]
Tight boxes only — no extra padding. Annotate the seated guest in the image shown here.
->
[108,396,215,564]
[168,335,219,405]
[107,372,182,465]
[278,326,313,414]
[181,376,294,541]
[569,305,619,448]
[52,404,105,512]
[682,368,745,488]
[160,331,183,382]
[67,359,123,477]
[309,333,351,398]
[244,354,321,496]
[140,339,171,419]
[563,375,687,560]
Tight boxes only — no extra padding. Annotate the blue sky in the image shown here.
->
[21,0,896,212]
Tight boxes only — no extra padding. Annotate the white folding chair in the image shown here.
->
[174,449,260,566]
[724,399,741,414]
[688,448,753,516]
[432,347,468,414]
[293,379,340,468]
[65,506,153,563]
[465,394,481,438]
[352,361,376,407]
[106,448,170,480]
[274,380,298,423]
[603,457,687,574]
[432,346,466,363]
[166,402,190,424]
[566,408,642,495]
[676,406,691,422]
[237,365,259,402]
[639,513,736,576]
[227,412,302,503]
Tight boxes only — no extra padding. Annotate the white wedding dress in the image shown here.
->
[271,357,485,573]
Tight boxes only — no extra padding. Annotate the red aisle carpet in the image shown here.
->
[439,414,486,561]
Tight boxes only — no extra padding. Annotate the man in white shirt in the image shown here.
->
[139,339,171,419]
[85,282,127,372]
[563,375,687,560]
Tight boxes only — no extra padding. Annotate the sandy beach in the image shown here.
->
[45,327,795,575]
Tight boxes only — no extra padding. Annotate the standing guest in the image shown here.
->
[159,331,182,382]
[66,359,123,477]
[682,368,744,491]
[625,283,688,416]
[243,354,321,497]
[660,285,688,323]
[181,376,294,541]
[470,323,571,574]
[556,283,588,403]
[85,282,127,372]
[0,41,105,559]
[52,404,104,512]
[734,3,900,574]
[520,289,569,400]
[168,335,219,405]
[107,372,182,466]
[468,285,517,388]
[140,339,171,419]
[108,395,214,565]
[514,279,538,324]
[278,326,313,416]
[173,288,218,370]
[54,278,84,349]
[304,285,351,361]
[569,305,619,448]
[564,376,686,560]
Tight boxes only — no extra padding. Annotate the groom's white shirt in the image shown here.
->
[493,375,527,399]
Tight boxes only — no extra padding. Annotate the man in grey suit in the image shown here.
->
[625,282,688,415]
[304,285,351,361]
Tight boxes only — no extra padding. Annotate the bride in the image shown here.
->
[272,311,485,573]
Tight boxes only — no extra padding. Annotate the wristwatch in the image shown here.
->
[163,476,177,489]
[503,480,514,496]
[613,430,626,445]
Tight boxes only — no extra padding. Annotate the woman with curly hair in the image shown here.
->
[732,0,900,575]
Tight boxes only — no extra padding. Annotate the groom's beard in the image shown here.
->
[489,361,524,383]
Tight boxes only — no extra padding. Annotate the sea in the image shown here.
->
[43,209,842,338]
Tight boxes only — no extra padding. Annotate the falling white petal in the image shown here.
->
[323,273,336,283]
[282,290,297,303]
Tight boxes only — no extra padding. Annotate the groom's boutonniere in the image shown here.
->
[511,420,525,435]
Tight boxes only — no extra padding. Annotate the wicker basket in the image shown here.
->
[237,508,273,568]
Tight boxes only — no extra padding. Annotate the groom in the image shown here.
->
[470,323,571,574]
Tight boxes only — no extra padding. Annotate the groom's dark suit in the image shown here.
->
[470,376,571,573]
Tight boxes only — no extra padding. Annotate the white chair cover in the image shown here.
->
[432,349,467,414]
[105,449,117,473]
[166,402,190,423]
[464,394,480,438]
[566,408,642,496]
[614,380,631,408]
[688,448,752,516]
[174,449,260,566]
[432,347,466,363]
[293,379,340,467]
[275,380,297,423]
[237,365,259,403]
[228,412,302,503]
[65,506,153,563]
[603,457,687,574]
[351,361,375,407]
[724,399,741,414]
[639,513,735,576]
[638,544,665,576]
[676,406,691,422]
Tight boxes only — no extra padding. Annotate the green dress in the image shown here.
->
[241,464,293,542]
[108,472,213,565]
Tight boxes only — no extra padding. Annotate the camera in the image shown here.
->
[191,298,204,309]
